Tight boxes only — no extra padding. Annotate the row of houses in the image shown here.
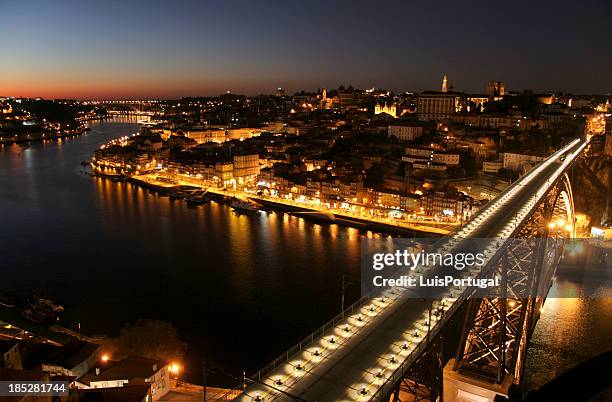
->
[258,166,474,221]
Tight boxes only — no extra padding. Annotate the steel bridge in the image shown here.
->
[217,138,587,402]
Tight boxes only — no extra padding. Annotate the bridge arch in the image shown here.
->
[454,172,577,390]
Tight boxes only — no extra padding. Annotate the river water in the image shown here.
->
[0,118,608,389]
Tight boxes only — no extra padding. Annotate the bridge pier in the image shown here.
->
[390,337,443,402]
[443,359,513,402]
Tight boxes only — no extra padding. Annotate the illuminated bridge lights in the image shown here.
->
[254,296,390,398]
[252,311,380,400]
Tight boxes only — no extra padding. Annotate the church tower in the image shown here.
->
[442,75,448,93]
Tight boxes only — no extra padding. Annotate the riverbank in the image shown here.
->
[251,197,447,236]
[94,172,450,236]
[0,127,88,146]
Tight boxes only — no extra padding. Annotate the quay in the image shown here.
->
[94,172,452,236]
[0,127,88,146]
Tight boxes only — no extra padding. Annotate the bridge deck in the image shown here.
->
[234,140,585,401]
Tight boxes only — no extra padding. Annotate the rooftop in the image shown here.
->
[77,384,151,402]
[80,356,167,385]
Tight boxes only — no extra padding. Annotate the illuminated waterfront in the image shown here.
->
[0,118,608,390]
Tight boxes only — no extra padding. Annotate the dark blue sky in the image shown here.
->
[1,0,610,99]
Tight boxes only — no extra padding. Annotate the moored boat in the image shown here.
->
[23,308,52,324]
[169,190,187,200]
[186,190,210,204]
[0,294,17,308]
[24,295,64,323]
[35,297,64,315]
[230,198,259,213]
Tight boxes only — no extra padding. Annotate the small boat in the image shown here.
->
[186,190,209,205]
[26,296,64,323]
[0,294,17,308]
[230,198,259,213]
[35,297,64,315]
[169,191,187,200]
[186,196,205,205]
[23,309,45,323]
[23,308,57,324]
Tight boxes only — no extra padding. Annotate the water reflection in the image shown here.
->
[524,290,612,389]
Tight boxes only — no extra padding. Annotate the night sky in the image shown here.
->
[1,0,610,99]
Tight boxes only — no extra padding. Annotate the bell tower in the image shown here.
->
[442,74,448,92]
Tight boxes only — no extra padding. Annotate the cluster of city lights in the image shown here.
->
[99,134,136,150]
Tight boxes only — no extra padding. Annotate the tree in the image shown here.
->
[364,164,386,187]
[112,319,188,362]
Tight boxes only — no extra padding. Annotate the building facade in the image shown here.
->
[417,92,459,120]
[388,124,423,142]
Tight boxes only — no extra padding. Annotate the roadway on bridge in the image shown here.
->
[237,140,585,401]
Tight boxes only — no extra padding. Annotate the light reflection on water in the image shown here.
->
[524,280,612,389]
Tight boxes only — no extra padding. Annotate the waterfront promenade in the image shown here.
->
[124,173,453,235]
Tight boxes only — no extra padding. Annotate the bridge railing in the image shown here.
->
[253,295,373,382]
[211,294,378,401]
[213,388,243,402]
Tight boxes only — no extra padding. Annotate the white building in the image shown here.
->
[432,152,460,166]
[185,129,226,144]
[482,160,503,174]
[502,152,544,172]
[402,147,460,166]
[78,356,170,401]
[185,128,262,144]
[375,103,397,118]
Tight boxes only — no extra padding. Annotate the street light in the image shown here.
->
[169,362,181,376]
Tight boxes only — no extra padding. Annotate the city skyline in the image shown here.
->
[1,0,611,99]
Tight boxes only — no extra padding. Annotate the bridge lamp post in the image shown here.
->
[419,298,433,342]
[340,275,360,314]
